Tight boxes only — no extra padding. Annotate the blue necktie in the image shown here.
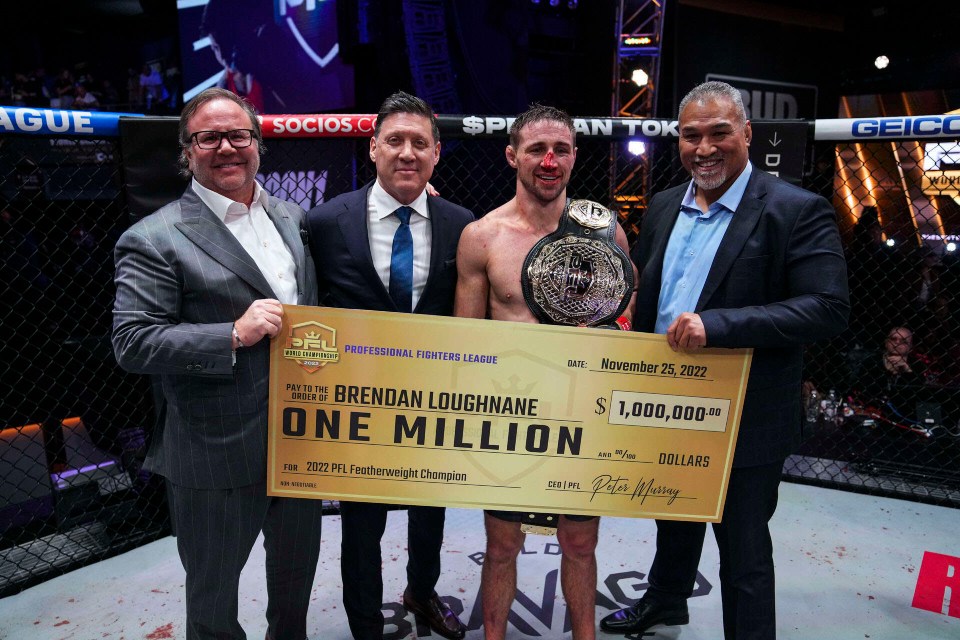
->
[389,206,414,312]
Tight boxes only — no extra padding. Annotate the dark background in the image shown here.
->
[4,0,958,118]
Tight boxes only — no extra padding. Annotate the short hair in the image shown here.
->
[177,87,264,179]
[509,104,575,149]
[887,326,913,340]
[374,91,439,142]
[678,81,747,126]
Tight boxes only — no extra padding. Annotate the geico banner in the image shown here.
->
[0,106,142,136]
[815,115,960,141]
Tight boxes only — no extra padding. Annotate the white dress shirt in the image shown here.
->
[192,178,298,305]
[367,180,432,310]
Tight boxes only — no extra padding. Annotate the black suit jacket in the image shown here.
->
[305,182,475,315]
[632,169,849,467]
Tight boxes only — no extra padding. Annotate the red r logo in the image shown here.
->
[912,551,960,618]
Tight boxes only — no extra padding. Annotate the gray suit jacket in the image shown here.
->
[112,186,317,489]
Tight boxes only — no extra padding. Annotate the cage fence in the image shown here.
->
[1,110,958,597]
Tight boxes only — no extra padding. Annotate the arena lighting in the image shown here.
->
[947,242,957,252]
[631,68,649,87]
[875,55,890,69]
[550,0,560,6]
[886,238,896,247]
[628,139,646,156]
[568,0,578,8]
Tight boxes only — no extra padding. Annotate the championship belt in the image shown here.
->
[521,199,634,327]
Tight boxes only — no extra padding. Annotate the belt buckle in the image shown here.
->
[520,524,558,536]
[520,512,559,536]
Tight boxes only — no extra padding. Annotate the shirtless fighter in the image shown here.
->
[454,104,637,640]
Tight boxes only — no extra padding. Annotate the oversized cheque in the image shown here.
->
[268,305,752,522]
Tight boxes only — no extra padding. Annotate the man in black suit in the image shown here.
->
[113,88,323,639]
[600,81,849,639]
[305,91,473,640]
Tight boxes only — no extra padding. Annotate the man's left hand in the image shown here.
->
[666,312,706,351]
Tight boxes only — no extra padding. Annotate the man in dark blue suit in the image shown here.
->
[305,92,474,640]
[600,81,849,639]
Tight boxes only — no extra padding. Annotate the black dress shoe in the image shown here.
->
[599,598,689,634]
[402,590,467,640]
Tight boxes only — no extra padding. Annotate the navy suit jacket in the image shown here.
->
[632,169,849,467]
[306,182,475,314]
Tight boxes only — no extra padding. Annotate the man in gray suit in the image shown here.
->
[112,87,323,640]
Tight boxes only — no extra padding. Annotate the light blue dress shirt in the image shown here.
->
[654,162,754,334]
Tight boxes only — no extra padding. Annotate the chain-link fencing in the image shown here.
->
[792,135,960,505]
[1,129,167,597]
[1,108,958,596]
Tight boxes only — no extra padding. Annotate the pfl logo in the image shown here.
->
[283,320,340,373]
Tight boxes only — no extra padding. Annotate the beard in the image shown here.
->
[518,171,569,206]
[690,156,730,192]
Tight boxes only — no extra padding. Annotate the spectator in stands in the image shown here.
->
[98,79,119,110]
[19,68,48,107]
[73,84,100,110]
[855,326,930,412]
[139,64,165,111]
[34,67,54,104]
[126,67,141,109]
[53,69,75,108]
[163,66,182,110]
[11,73,32,105]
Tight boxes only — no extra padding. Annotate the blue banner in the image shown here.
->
[0,106,143,137]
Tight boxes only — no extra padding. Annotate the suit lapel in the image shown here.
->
[416,198,448,313]
[336,185,395,308]
[174,187,276,299]
[695,172,766,311]
[264,198,307,301]
[635,188,685,330]
[649,188,685,272]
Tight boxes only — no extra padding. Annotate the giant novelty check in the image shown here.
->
[268,306,752,522]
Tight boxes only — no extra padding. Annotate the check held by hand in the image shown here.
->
[234,299,284,348]
[666,312,706,352]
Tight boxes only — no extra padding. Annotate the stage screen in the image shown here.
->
[177,0,355,113]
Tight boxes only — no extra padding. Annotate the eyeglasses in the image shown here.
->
[190,129,255,149]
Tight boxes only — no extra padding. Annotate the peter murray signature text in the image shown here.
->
[591,474,682,505]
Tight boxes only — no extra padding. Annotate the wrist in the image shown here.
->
[232,324,245,349]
